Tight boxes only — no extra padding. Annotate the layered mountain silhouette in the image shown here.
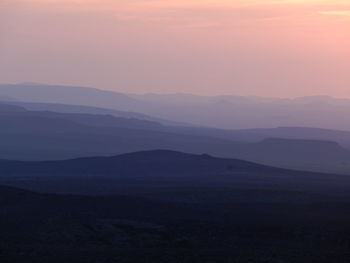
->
[4,83,350,130]
[173,126,350,148]
[0,83,142,112]
[5,100,183,126]
[1,103,350,173]
[0,103,26,112]
[2,83,350,262]
[227,138,350,173]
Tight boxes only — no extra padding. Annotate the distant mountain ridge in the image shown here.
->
[0,104,26,112]
[1,102,350,173]
[240,138,350,172]
[4,101,184,126]
[3,83,350,130]
[0,83,139,110]
[0,108,164,130]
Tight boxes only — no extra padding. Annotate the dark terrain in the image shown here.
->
[1,151,350,262]
[1,84,350,262]
[1,165,350,262]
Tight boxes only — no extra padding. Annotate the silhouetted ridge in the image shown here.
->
[0,150,273,177]
[260,138,342,149]
[0,83,140,111]
[2,94,350,173]
[110,150,212,161]
[0,104,27,112]
[4,101,183,126]
[256,138,348,155]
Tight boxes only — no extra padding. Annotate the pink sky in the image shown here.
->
[1,0,350,97]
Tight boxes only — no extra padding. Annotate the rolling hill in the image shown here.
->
[2,150,350,198]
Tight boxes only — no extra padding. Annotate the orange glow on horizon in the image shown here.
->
[1,0,350,97]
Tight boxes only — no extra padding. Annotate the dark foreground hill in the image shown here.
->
[1,182,350,263]
[2,151,350,262]
[2,150,350,202]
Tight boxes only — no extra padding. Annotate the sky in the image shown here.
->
[0,0,350,97]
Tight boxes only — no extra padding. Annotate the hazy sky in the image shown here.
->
[1,0,350,97]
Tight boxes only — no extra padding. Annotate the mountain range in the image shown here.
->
[1,99,350,173]
[3,83,350,130]
[2,83,350,262]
